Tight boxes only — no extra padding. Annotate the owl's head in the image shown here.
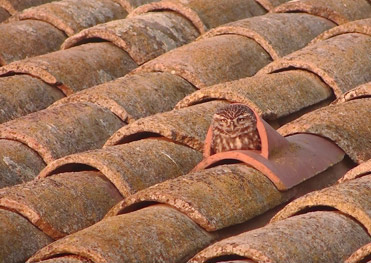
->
[212,104,257,135]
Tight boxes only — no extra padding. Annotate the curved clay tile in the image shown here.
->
[201,13,335,60]
[0,102,124,164]
[39,256,92,263]
[0,139,46,189]
[13,0,128,36]
[259,33,371,97]
[51,72,195,123]
[109,150,351,230]
[311,18,371,44]
[339,160,371,183]
[135,35,272,89]
[0,20,66,65]
[105,100,228,149]
[129,0,267,33]
[113,0,161,13]
[274,0,371,25]
[190,211,370,263]
[108,164,294,230]
[0,42,137,95]
[278,99,371,163]
[0,171,122,239]
[332,82,371,105]
[176,70,332,123]
[0,0,56,15]
[0,209,52,263]
[62,11,199,65]
[0,6,9,22]
[254,0,290,11]
[345,243,371,263]
[29,205,215,263]
[0,75,64,124]
[38,139,202,196]
[272,175,371,234]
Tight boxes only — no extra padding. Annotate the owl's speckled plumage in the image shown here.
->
[211,104,261,154]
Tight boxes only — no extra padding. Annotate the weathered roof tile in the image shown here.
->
[345,243,371,263]
[29,205,215,263]
[0,171,122,239]
[176,70,333,123]
[272,175,371,234]
[0,74,64,123]
[190,211,370,263]
[0,139,46,188]
[106,100,228,149]
[279,99,371,163]
[274,0,371,25]
[12,0,128,36]
[0,0,57,15]
[0,102,124,163]
[259,33,371,97]
[135,35,272,88]
[339,159,371,183]
[0,20,66,66]
[51,72,196,123]
[311,18,371,43]
[39,139,202,196]
[0,6,9,22]
[62,11,199,64]
[201,13,335,60]
[0,42,137,95]
[0,209,53,263]
[130,0,267,33]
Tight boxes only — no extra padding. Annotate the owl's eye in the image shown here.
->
[236,117,246,122]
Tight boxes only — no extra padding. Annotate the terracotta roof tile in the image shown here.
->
[129,0,267,32]
[62,11,200,64]
[40,256,92,263]
[0,139,45,188]
[0,102,124,163]
[254,0,290,12]
[0,209,52,263]
[0,20,66,66]
[176,70,333,123]
[311,18,371,43]
[259,32,371,97]
[112,0,161,13]
[108,164,294,231]
[272,175,371,234]
[200,13,335,60]
[135,35,273,88]
[0,42,137,95]
[274,0,371,25]
[51,72,196,123]
[0,6,10,22]
[332,82,371,105]
[11,0,128,36]
[39,139,202,196]
[339,160,371,183]
[345,243,371,263]
[29,205,215,263]
[105,100,228,150]
[0,74,64,123]
[0,171,122,239]
[279,98,371,163]
[190,211,370,263]
[0,0,57,15]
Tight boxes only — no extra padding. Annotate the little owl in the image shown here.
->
[211,104,261,154]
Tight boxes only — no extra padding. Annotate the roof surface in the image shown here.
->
[0,0,370,262]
